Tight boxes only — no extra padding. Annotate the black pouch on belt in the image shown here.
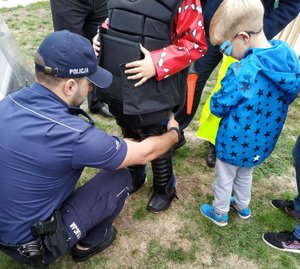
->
[31,210,68,258]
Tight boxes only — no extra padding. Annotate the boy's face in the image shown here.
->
[218,30,262,60]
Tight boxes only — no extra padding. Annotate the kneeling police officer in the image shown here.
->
[0,30,181,266]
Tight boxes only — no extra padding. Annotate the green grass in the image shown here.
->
[1,2,300,269]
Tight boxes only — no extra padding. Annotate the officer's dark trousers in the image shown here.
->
[61,169,131,248]
[1,169,131,266]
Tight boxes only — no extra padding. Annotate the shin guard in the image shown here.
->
[127,164,147,194]
[148,150,177,212]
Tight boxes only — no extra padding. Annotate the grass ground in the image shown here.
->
[1,2,300,269]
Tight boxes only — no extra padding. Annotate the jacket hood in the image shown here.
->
[241,40,300,96]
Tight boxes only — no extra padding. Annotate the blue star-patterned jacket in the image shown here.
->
[211,40,300,167]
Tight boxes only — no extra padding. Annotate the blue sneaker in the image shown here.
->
[200,204,228,226]
[230,197,251,219]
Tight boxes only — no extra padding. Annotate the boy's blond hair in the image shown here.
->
[209,0,264,45]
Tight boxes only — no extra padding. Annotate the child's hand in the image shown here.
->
[125,44,156,87]
[92,33,100,57]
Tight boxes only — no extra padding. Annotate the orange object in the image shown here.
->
[186,63,198,115]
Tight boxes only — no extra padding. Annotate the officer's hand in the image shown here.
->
[93,33,101,57]
[167,112,179,131]
[124,44,156,87]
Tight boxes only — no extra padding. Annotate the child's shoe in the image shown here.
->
[200,204,228,226]
[230,197,251,219]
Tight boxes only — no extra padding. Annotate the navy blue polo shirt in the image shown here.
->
[0,82,127,245]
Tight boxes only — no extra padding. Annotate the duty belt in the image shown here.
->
[0,210,68,262]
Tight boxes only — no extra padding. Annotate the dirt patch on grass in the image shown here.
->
[100,166,216,269]
[253,167,296,196]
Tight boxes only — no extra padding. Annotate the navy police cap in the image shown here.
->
[35,30,112,88]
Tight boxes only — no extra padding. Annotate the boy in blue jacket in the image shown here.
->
[199,0,300,226]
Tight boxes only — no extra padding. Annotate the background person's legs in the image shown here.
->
[292,135,300,213]
[174,40,222,165]
[271,135,300,221]
[50,0,112,117]
[50,0,91,36]
[83,0,113,117]
[175,40,222,133]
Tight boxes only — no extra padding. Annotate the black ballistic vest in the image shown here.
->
[100,0,186,115]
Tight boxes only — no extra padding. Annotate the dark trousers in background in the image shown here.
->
[50,0,108,42]
[50,0,108,112]
[292,135,300,213]
[175,39,222,132]
[291,135,300,238]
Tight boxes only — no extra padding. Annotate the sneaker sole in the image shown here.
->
[270,201,279,209]
[200,208,228,227]
[236,212,251,219]
[230,204,251,220]
[262,234,300,254]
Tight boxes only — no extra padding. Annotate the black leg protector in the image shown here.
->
[151,150,173,194]
[127,164,147,194]
[147,150,177,213]
[118,124,147,194]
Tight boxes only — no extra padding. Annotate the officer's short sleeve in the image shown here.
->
[71,126,127,170]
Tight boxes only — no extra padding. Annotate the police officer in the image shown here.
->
[0,30,181,266]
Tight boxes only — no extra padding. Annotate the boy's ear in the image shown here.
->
[238,32,251,43]
[64,79,77,96]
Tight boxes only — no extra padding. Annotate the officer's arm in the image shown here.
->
[118,131,178,169]
[117,114,180,169]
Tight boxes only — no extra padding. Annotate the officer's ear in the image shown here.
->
[63,78,78,96]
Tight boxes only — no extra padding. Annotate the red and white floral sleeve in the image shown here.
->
[150,0,207,81]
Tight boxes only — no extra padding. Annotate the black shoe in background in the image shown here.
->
[262,231,300,253]
[271,199,300,221]
[89,101,113,118]
[88,88,113,118]
[206,142,216,168]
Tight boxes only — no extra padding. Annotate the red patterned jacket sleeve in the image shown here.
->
[150,0,207,81]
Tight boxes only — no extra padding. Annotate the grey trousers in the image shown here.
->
[213,159,253,215]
